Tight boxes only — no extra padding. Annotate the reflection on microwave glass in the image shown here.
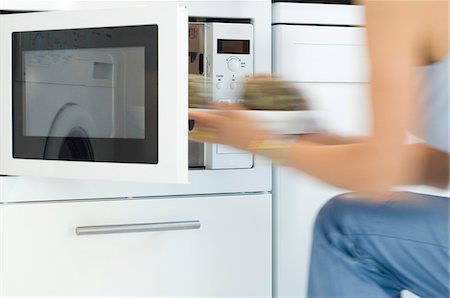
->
[22,47,145,139]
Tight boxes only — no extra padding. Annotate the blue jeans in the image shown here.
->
[308,192,449,298]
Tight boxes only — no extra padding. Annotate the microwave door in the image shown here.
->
[0,4,188,183]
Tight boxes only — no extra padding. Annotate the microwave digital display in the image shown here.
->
[217,39,250,54]
[12,25,159,164]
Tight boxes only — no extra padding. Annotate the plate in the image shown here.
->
[189,108,322,135]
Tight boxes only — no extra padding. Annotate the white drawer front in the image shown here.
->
[1,194,271,297]
[273,25,369,83]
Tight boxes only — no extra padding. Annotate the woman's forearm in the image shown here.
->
[298,132,366,145]
[268,139,446,192]
[285,141,398,193]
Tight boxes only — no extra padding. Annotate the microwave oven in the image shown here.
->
[0,3,262,183]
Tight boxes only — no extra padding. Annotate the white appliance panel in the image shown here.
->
[272,2,365,26]
[273,25,369,83]
[0,156,272,203]
[297,82,371,136]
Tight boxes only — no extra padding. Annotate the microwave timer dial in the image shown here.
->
[227,57,240,72]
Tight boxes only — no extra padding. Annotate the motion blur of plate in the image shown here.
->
[189,108,322,135]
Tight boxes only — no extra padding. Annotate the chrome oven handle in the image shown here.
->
[76,220,201,236]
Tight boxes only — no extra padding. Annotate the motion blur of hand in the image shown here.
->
[188,104,269,151]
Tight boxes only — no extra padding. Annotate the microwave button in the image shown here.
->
[227,58,240,72]
[230,82,237,90]
[216,82,224,89]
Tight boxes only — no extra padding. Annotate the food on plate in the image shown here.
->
[242,74,309,110]
[189,74,309,111]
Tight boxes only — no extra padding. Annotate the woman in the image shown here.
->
[189,1,449,296]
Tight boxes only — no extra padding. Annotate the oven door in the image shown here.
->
[0,4,188,183]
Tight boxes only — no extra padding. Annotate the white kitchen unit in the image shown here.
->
[0,1,273,297]
[272,2,370,297]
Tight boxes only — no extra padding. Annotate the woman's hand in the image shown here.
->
[189,105,269,152]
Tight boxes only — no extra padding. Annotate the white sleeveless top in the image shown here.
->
[420,52,449,153]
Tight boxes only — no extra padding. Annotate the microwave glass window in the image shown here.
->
[217,39,250,54]
[22,47,145,139]
[13,26,159,163]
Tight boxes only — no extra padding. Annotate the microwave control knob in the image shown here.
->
[227,58,240,72]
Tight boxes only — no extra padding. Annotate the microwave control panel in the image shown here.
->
[189,21,254,170]
[205,22,253,104]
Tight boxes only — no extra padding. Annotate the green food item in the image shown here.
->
[188,74,211,108]
[242,75,309,110]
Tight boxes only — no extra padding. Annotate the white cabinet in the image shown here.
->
[272,19,371,137]
[273,168,351,297]
[273,25,369,83]
[0,194,272,297]
[272,3,370,297]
